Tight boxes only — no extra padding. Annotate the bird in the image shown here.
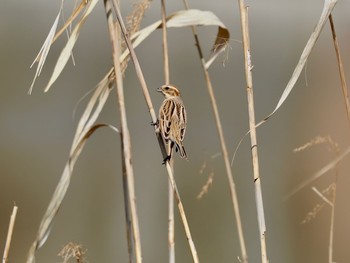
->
[157,84,187,163]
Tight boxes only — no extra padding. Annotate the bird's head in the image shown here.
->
[157,85,181,98]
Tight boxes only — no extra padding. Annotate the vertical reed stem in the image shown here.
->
[182,0,248,262]
[2,205,18,263]
[104,1,143,262]
[160,1,175,262]
[237,2,268,263]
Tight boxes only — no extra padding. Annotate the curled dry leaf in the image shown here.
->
[26,124,119,263]
[26,70,117,263]
[124,9,229,69]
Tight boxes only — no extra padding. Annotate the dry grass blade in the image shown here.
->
[2,205,18,263]
[29,0,63,94]
[26,123,119,263]
[259,0,338,123]
[44,0,99,92]
[53,0,90,44]
[72,69,114,147]
[29,0,91,94]
[284,146,350,201]
[205,26,230,69]
[26,72,115,262]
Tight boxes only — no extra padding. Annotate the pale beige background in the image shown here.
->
[1,0,350,262]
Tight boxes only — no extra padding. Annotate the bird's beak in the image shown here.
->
[157,87,162,92]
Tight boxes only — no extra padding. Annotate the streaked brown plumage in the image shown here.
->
[157,84,187,162]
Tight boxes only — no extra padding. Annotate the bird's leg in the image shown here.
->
[151,119,160,133]
[162,141,174,164]
[151,118,159,126]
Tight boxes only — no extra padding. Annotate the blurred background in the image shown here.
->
[1,0,350,262]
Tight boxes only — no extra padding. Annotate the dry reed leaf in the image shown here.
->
[72,68,114,147]
[34,8,228,93]
[121,9,229,68]
[26,71,117,263]
[29,0,63,94]
[53,0,91,44]
[29,0,91,94]
[26,124,118,263]
[258,0,337,125]
[44,0,99,93]
[232,0,338,165]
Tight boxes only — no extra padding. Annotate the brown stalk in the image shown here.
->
[327,17,347,261]
[182,0,248,262]
[111,2,199,262]
[237,2,268,263]
[328,14,350,126]
[104,0,142,262]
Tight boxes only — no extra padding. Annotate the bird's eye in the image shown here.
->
[164,86,170,90]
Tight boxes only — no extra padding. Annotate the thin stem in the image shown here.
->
[165,162,199,263]
[160,1,175,263]
[328,14,350,127]
[104,1,142,262]
[161,0,170,85]
[237,2,268,263]
[328,183,336,263]
[111,3,199,262]
[122,159,134,263]
[182,0,248,262]
[2,205,18,263]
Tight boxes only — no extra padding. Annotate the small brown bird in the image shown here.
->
[157,84,187,163]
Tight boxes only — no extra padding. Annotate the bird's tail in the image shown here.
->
[175,142,187,159]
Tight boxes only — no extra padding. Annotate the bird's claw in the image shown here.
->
[151,119,159,126]
[162,155,171,165]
